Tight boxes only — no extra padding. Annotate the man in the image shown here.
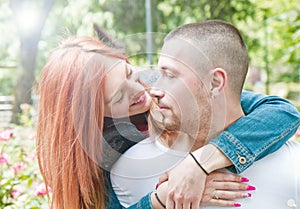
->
[110,20,300,209]
[149,20,300,208]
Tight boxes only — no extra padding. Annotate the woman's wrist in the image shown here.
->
[192,144,232,173]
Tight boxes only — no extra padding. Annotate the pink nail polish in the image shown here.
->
[155,183,158,189]
[247,185,256,190]
[247,193,252,197]
[241,177,249,182]
[234,203,241,207]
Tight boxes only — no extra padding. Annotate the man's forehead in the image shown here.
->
[159,38,207,73]
[161,38,195,56]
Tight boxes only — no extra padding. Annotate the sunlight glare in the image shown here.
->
[15,4,40,34]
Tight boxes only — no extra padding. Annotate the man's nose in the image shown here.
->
[149,87,164,99]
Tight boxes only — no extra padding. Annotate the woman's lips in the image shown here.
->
[130,93,146,107]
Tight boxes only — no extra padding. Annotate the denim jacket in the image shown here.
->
[105,90,300,209]
[209,90,300,173]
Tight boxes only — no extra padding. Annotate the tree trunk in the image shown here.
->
[11,37,39,123]
[10,0,54,124]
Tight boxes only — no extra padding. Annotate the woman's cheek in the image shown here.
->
[111,103,129,118]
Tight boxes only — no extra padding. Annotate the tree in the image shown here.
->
[10,0,54,124]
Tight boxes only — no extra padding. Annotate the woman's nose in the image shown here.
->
[131,67,160,86]
[130,66,145,83]
[149,87,164,99]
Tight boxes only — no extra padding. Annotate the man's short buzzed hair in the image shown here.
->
[164,20,249,96]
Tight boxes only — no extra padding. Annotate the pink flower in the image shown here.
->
[27,153,36,160]
[20,103,30,110]
[28,133,35,140]
[0,130,13,141]
[0,153,9,164]
[35,182,51,196]
[11,189,21,198]
[10,162,26,174]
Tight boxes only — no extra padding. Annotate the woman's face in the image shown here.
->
[104,60,152,118]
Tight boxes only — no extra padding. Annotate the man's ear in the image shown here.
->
[210,68,226,97]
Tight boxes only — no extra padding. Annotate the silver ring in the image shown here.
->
[213,192,219,200]
[242,192,251,198]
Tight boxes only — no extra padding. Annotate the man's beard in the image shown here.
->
[149,87,213,149]
[161,113,181,131]
[149,101,181,132]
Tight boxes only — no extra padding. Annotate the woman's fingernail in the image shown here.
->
[234,203,241,207]
[155,183,158,189]
[247,185,256,190]
[243,193,252,197]
[241,177,249,182]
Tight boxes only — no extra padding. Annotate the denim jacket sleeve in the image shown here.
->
[126,193,153,209]
[209,90,300,174]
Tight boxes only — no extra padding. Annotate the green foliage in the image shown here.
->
[0,71,15,96]
[246,0,300,84]
[102,0,147,33]
[18,104,36,128]
[100,0,256,35]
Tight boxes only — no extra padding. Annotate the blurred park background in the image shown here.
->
[0,0,299,208]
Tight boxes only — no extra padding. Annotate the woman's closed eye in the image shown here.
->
[114,91,124,103]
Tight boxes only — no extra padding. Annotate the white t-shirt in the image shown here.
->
[111,139,300,209]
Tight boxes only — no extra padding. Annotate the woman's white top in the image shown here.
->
[111,139,300,209]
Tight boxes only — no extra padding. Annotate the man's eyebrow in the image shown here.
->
[160,66,169,70]
[160,65,177,73]
[159,64,173,71]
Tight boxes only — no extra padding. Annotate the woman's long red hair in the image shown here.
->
[36,36,126,209]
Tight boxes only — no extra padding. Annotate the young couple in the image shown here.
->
[36,20,300,209]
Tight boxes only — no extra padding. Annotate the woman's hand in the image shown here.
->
[201,171,255,207]
[156,144,235,209]
[152,171,254,209]
[157,153,207,209]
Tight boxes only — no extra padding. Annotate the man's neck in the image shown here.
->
[192,95,245,150]
[158,131,196,152]
[224,92,245,130]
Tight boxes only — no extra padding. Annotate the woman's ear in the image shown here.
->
[210,68,226,97]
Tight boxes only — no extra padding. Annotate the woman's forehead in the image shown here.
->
[100,55,124,72]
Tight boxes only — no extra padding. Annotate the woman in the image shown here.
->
[36,36,299,209]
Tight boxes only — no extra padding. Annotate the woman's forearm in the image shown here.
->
[210,90,300,173]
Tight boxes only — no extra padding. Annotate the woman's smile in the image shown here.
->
[130,91,146,107]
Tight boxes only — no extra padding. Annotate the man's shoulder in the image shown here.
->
[285,140,300,159]
[266,140,300,161]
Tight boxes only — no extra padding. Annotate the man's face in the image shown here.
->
[150,39,212,140]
